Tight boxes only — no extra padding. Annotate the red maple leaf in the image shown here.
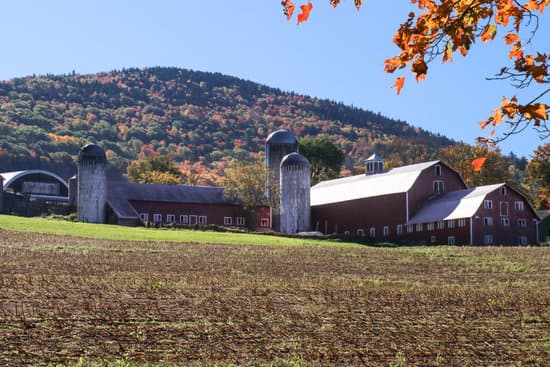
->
[297,1,313,24]
[472,157,487,172]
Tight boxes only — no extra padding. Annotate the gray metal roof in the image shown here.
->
[266,130,297,145]
[407,183,505,224]
[106,180,232,219]
[78,143,106,163]
[281,152,310,168]
[311,160,441,206]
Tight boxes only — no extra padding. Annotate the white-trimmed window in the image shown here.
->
[407,224,413,233]
[153,213,162,223]
[260,218,270,227]
[500,202,509,216]
[435,164,442,177]
[357,229,365,237]
[518,218,527,228]
[344,230,351,236]
[397,225,403,236]
[448,236,456,245]
[431,235,437,244]
[427,223,434,231]
[437,221,445,230]
[383,226,389,237]
[166,214,176,223]
[139,213,149,222]
[519,236,528,245]
[416,223,423,232]
[501,186,507,196]
[458,219,466,227]
[483,200,493,209]
[433,180,445,194]
[484,217,493,227]
[515,201,524,211]
[224,216,232,226]
[237,217,246,226]
[447,220,455,229]
[484,234,494,245]
[198,215,207,224]
[501,217,510,227]
[369,227,376,238]
[180,215,189,224]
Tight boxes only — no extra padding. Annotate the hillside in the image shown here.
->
[1,67,459,179]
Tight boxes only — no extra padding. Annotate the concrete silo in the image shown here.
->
[0,175,3,213]
[265,130,298,231]
[77,143,107,223]
[280,152,311,234]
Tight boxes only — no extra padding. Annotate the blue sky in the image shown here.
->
[1,1,548,158]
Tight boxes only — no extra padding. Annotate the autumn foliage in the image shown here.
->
[282,0,550,142]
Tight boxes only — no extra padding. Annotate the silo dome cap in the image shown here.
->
[266,130,297,145]
[281,152,310,168]
[78,143,106,163]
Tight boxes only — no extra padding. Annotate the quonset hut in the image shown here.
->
[77,143,107,223]
[280,152,311,234]
[265,130,298,231]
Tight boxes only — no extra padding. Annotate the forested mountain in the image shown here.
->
[0,67,513,181]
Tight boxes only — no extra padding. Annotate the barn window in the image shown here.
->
[237,217,246,226]
[369,227,376,238]
[198,216,207,224]
[515,201,524,211]
[189,215,198,225]
[501,186,507,196]
[434,164,442,177]
[407,224,413,233]
[416,223,423,232]
[447,236,456,245]
[260,218,270,227]
[519,236,528,245]
[447,220,455,229]
[344,230,351,236]
[433,180,445,194]
[501,217,510,227]
[153,214,162,223]
[139,213,149,222]
[518,219,526,228]
[437,221,445,230]
[484,217,493,227]
[458,219,466,227]
[166,214,176,223]
[500,202,509,216]
[224,217,232,226]
[427,223,434,231]
[180,215,189,224]
[484,234,494,245]
[483,200,493,209]
[383,226,389,237]
[431,235,437,243]
[396,225,403,236]
[357,229,365,237]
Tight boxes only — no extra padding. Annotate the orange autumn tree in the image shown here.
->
[281,0,549,143]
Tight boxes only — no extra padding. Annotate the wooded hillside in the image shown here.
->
[0,67,520,181]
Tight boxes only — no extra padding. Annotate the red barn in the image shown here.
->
[311,159,540,245]
[106,180,271,229]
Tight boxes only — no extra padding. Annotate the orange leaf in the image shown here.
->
[393,77,405,95]
[481,24,497,43]
[281,0,295,20]
[442,42,452,63]
[472,157,487,172]
[354,0,363,10]
[412,59,427,82]
[330,0,340,8]
[297,1,313,24]
[504,33,519,45]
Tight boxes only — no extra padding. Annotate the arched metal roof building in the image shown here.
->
[1,170,69,199]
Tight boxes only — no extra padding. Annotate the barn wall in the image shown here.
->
[129,200,271,229]
[408,163,467,219]
[311,193,407,239]
[471,187,539,245]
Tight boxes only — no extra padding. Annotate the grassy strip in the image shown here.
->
[0,214,359,248]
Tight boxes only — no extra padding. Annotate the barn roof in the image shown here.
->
[106,180,232,219]
[0,170,69,191]
[310,160,441,206]
[407,183,504,224]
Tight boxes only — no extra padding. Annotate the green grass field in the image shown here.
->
[0,214,359,248]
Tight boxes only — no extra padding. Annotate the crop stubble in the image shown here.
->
[0,229,549,366]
